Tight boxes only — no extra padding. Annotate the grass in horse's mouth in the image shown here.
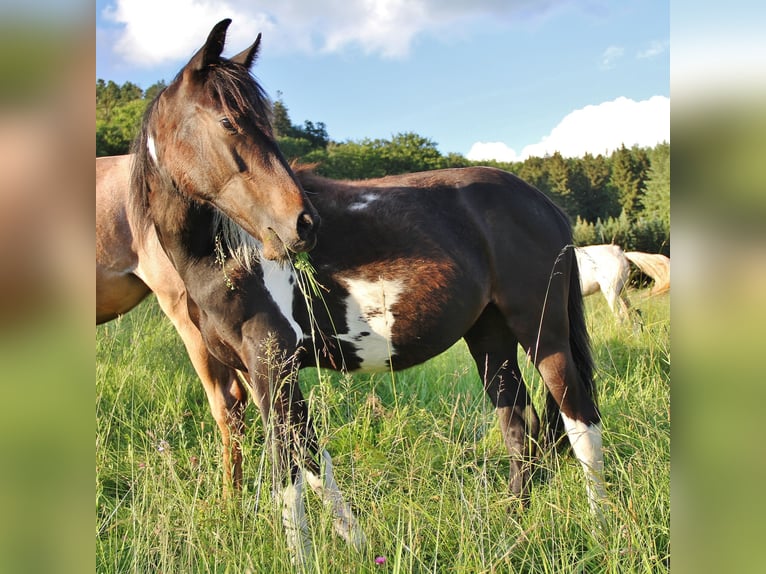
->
[293,252,323,298]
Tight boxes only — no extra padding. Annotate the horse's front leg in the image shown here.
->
[248,338,314,565]
[305,449,367,551]
[248,336,366,563]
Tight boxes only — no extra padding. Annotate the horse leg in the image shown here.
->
[465,306,540,502]
[246,337,365,562]
[134,229,250,495]
[305,449,366,550]
[149,279,248,496]
[246,338,316,564]
[535,345,606,514]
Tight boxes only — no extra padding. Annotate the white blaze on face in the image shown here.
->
[261,259,303,345]
[560,413,608,513]
[337,276,404,372]
[147,135,158,163]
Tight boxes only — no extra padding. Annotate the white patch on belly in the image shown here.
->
[337,276,404,372]
[261,260,303,345]
[348,193,379,211]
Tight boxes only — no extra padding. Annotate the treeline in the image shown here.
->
[97,80,669,254]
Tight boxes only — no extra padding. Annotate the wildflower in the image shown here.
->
[375,556,386,565]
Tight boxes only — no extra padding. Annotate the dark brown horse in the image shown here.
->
[98,20,606,564]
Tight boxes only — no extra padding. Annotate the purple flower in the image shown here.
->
[375,556,386,565]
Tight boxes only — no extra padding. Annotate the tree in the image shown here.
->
[517,156,547,193]
[270,94,329,161]
[379,132,443,174]
[641,142,670,229]
[144,80,167,102]
[576,153,620,222]
[96,99,148,156]
[544,152,578,217]
[96,79,122,123]
[609,144,650,219]
[272,95,294,139]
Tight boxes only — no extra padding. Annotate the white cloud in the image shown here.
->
[101,0,568,67]
[600,45,624,69]
[637,39,668,59]
[468,96,670,162]
[466,142,521,163]
[103,1,274,66]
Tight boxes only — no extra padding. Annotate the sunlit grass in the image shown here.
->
[97,289,669,572]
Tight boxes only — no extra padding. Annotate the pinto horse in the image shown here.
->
[97,20,606,564]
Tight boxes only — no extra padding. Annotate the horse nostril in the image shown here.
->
[297,211,319,241]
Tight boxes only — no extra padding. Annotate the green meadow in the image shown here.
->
[97,289,669,573]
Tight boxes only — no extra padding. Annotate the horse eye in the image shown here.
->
[220,117,236,133]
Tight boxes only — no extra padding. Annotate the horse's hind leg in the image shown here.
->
[465,305,540,502]
[535,346,606,513]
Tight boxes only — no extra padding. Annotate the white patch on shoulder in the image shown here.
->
[261,260,303,345]
[147,135,158,163]
[337,276,404,372]
[348,193,379,211]
[560,413,607,513]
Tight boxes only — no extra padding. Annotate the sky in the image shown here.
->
[95,0,670,162]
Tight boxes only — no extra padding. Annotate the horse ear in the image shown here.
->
[230,33,261,70]
[187,18,232,72]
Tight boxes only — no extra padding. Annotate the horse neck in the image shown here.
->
[144,168,217,280]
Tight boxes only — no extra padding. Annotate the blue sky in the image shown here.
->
[96,0,670,161]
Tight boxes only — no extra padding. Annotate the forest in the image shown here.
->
[97,79,670,254]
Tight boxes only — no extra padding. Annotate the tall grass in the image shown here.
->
[96,290,669,573]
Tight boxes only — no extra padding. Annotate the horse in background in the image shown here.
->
[576,244,670,329]
[576,244,636,323]
[625,251,671,294]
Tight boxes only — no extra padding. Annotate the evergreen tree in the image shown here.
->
[517,156,547,193]
[272,94,295,139]
[609,144,650,219]
[577,153,620,221]
[544,152,578,217]
[641,142,670,229]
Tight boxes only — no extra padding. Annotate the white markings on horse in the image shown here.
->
[261,260,303,345]
[147,135,158,163]
[305,450,366,550]
[337,276,404,372]
[348,193,379,211]
[560,413,607,513]
[279,473,311,565]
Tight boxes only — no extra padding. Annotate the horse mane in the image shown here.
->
[129,58,276,265]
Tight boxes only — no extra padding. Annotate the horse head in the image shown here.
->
[140,19,319,261]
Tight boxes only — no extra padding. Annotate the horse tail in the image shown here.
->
[544,246,598,450]
[625,251,671,294]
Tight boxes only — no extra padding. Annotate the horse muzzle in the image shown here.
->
[262,210,320,261]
